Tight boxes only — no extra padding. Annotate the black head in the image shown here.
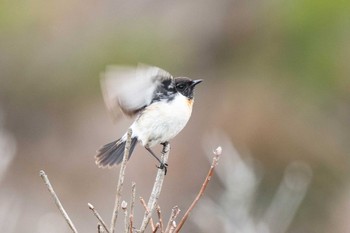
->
[174,77,202,99]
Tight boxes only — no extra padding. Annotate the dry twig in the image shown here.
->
[39,170,78,233]
[121,201,129,233]
[156,206,164,233]
[153,223,160,233]
[88,203,110,233]
[168,222,176,233]
[165,206,180,233]
[139,142,170,232]
[98,224,105,233]
[175,147,222,232]
[110,129,133,233]
[129,182,136,233]
[140,197,155,231]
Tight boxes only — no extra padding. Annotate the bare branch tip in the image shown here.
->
[39,169,78,233]
[88,203,94,209]
[213,146,222,156]
[39,170,46,177]
[121,201,128,210]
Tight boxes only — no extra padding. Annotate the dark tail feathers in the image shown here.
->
[95,137,138,167]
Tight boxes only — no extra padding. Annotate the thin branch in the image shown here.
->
[175,146,222,232]
[121,201,129,233]
[129,182,136,233]
[165,206,180,233]
[139,197,155,231]
[98,224,105,233]
[156,206,164,233]
[153,223,160,233]
[130,182,136,216]
[139,142,171,232]
[88,203,110,233]
[129,215,134,233]
[110,128,133,233]
[168,222,176,233]
[39,170,78,233]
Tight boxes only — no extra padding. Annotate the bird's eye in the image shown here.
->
[176,83,186,90]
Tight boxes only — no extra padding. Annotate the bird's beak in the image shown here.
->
[191,79,203,87]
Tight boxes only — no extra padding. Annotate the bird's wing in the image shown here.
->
[101,64,173,120]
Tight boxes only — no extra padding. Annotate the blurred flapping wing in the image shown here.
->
[101,65,173,120]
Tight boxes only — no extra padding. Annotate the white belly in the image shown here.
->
[131,94,193,147]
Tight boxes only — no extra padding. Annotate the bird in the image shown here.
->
[95,65,202,174]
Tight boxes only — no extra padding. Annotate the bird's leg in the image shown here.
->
[160,141,170,174]
[145,146,168,175]
[145,146,162,163]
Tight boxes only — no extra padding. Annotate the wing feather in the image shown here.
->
[100,65,173,120]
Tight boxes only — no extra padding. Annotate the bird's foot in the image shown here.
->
[157,162,168,175]
[160,141,169,147]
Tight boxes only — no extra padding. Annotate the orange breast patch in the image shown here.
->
[187,99,193,108]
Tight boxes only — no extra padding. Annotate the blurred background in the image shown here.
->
[1,0,350,232]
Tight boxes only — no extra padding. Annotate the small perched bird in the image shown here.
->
[95,65,202,174]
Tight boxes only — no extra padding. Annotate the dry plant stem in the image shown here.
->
[140,197,155,231]
[129,182,136,233]
[156,206,164,233]
[110,129,133,233]
[39,170,78,233]
[98,224,105,233]
[121,201,129,233]
[153,223,160,233]
[130,182,136,217]
[129,215,134,233]
[165,206,180,233]
[175,147,222,233]
[168,222,176,233]
[139,143,170,232]
[88,203,110,233]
